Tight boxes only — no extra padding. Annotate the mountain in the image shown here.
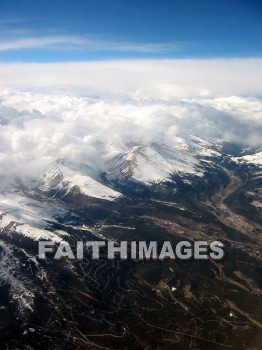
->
[0,137,261,350]
[233,149,262,166]
[39,159,122,201]
[105,136,221,184]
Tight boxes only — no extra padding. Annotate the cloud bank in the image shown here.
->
[0,59,261,179]
[0,59,262,98]
[0,89,261,179]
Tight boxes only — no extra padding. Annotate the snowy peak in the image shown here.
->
[0,212,64,243]
[105,145,172,184]
[40,159,122,201]
[105,138,221,184]
[233,150,262,166]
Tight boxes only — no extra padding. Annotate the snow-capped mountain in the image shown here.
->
[0,181,70,242]
[233,150,262,166]
[39,159,122,201]
[105,136,221,184]
[0,135,223,243]
[0,136,261,350]
[105,143,203,184]
[0,136,260,244]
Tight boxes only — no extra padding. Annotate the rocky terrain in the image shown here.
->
[0,137,261,349]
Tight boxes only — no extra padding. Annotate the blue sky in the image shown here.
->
[0,0,262,62]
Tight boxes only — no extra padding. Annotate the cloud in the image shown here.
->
[0,90,261,180]
[0,35,182,53]
[0,59,261,98]
[0,59,261,179]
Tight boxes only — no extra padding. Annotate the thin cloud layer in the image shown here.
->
[0,35,182,53]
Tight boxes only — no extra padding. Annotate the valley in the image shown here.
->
[0,139,261,349]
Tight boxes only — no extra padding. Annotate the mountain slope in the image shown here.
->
[105,136,221,184]
[40,159,122,201]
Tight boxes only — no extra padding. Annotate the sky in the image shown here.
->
[0,0,261,98]
[0,1,262,178]
[0,0,262,62]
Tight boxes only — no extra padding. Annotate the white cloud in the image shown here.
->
[0,59,261,179]
[0,90,261,180]
[0,59,261,98]
[0,35,182,53]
